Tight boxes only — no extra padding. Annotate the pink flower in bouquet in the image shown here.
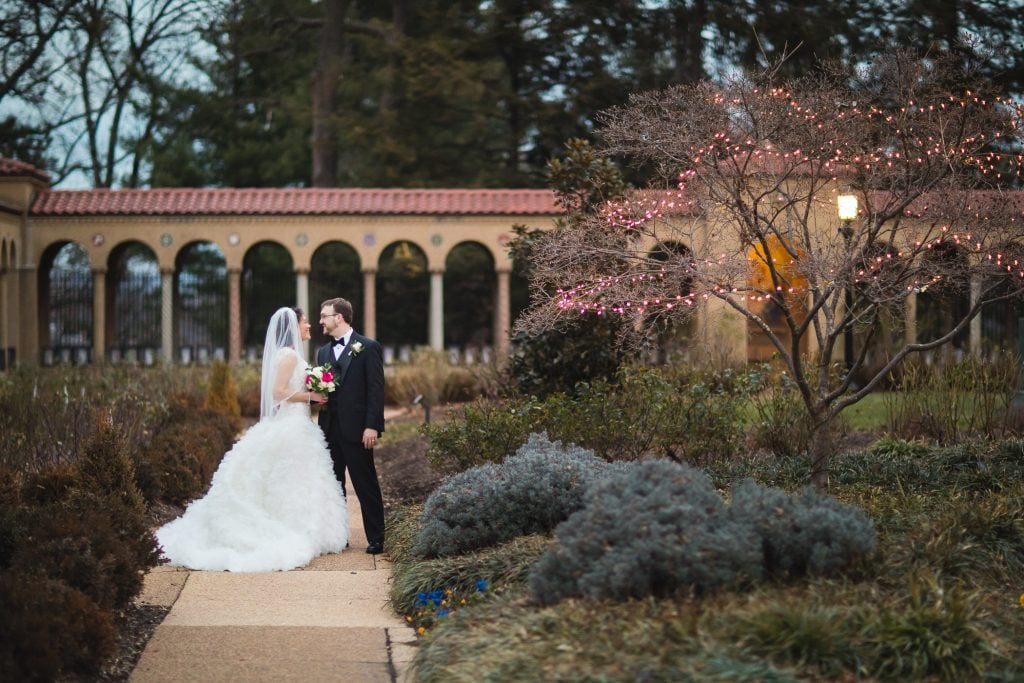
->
[305,363,338,394]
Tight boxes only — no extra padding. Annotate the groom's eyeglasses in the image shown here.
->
[319,314,342,321]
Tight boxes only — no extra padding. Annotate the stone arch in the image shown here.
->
[242,241,295,353]
[377,240,428,357]
[175,241,228,364]
[39,240,92,364]
[916,241,970,362]
[444,241,496,359]
[107,241,161,364]
[310,241,363,345]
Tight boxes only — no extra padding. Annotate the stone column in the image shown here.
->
[495,269,511,358]
[92,268,106,363]
[296,268,309,359]
[295,269,309,313]
[969,274,982,358]
[161,269,174,363]
[429,269,444,350]
[18,263,38,365]
[0,268,8,368]
[362,269,377,339]
[228,268,241,364]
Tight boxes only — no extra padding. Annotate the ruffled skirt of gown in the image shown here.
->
[156,407,348,572]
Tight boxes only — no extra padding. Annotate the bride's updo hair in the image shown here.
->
[292,307,305,323]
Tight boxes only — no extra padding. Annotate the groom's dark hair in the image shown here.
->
[321,297,354,325]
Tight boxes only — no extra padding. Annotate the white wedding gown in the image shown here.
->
[156,351,348,571]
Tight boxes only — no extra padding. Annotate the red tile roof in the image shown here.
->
[0,157,50,183]
[30,187,561,216]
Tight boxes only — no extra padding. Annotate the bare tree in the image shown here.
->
[521,50,1024,487]
[3,0,215,186]
[0,0,77,104]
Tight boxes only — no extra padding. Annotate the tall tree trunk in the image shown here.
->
[379,0,410,116]
[311,0,347,187]
[672,0,707,83]
[808,415,836,489]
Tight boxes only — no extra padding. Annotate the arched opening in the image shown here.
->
[310,241,362,347]
[175,241,227,364]
[377,240,428,362]
[916,242,970,363]
[39,241,92,365]
[445,241,495,362]
[745,235,809,362]
[647,240,695,364]
[242,241,294,357]
[107,242,161,364]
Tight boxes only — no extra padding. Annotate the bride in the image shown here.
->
[156,307,348,571]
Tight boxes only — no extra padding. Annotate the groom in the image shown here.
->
[317,297,386,554]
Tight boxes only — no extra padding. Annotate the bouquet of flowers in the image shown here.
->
[305,363,338,394]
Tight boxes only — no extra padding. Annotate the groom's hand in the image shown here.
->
[362,428,379,450]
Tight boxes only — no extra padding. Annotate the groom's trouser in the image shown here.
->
[328,438,385,544]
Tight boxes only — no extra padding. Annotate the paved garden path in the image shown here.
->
[130,481,417,682]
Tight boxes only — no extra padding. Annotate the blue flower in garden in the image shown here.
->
[416,592,428,606]
[429,590,443,606]
[436,608,450,617]
[476,579,488,592]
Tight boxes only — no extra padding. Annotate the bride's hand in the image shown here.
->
[309,392,328,404]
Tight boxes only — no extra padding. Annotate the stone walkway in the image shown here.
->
[130,482,417,682]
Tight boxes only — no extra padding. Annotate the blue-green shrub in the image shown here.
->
[529,460,763,605]
[727,479,877,579]
[413,433,606,558]
[530,461,878,605]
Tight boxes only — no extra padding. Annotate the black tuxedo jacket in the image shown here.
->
[315,333,385,444]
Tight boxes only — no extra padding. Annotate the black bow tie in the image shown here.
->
[332,338,345,348]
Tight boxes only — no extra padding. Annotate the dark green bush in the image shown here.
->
[424,396,545,472]
[506,316,637,399]
[542,366,750,463]
[426,365,754,472]
[529,460,760,605]
[413,433,607,558]
[0,572,117,682]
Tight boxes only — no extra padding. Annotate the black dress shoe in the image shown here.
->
[366,542,384,555]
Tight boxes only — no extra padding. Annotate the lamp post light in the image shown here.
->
[837,192,858,373]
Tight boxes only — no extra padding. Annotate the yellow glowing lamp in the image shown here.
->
[837,193,859,222]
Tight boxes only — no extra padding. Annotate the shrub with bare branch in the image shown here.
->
[519,50,1024,487]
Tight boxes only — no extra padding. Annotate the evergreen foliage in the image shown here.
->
[529,460,761,605]
[413,433,606,558]
[727,479,877,579]
[530,461,878,605]
[0,573,117,682]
